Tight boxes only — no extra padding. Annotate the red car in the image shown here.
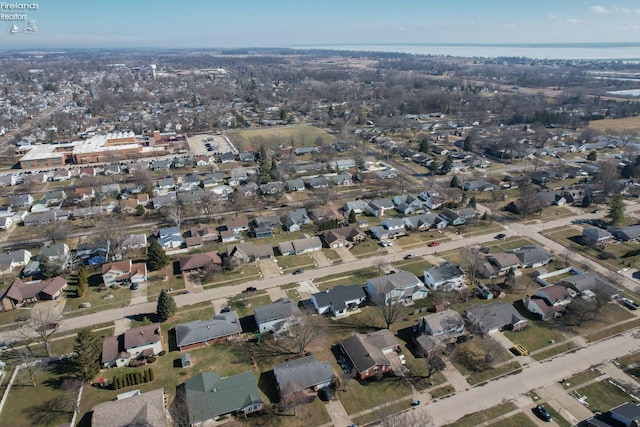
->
[428,241,439,247]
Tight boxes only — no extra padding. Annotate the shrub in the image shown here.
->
[147,356,156,364]
[158,350,166,356]
[148,368,155,381]
[137,372,142,384]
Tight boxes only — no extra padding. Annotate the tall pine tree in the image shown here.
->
[156,289,176,322]
[72,329,102,382]
[147,239,168,271]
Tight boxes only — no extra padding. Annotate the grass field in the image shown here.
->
[589,116,640,131]
[504,322,569,352]
[226,125,337,151]
[576,379,633,413]
[445,401,518,427]
[491,413,537,427]
[531,342,578,361]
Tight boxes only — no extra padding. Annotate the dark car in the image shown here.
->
[533,405,552,422]
[292,269,305,275]
[130,283,139,290]
[318,387,334,401]
[495,233,507,240]
[243,286,257,293]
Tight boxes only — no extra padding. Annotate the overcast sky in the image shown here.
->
[2,0,639,49]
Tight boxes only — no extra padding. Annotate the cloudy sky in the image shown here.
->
[2,0,639,49]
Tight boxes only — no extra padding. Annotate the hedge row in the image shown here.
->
[112,367,155,390]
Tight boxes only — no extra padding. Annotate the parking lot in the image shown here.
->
[186,133,238,156]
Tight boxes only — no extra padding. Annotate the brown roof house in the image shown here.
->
[321,226,366,248]
[339,329,400,379]
[91,388,167,427]
[413,309,466,358]
[0,276,68,310]
[465,302,527,335]
[524,284,572,321]
[273,355,336,400]
[102,260,147,287]
[102,323,164,368]
[226,243,273,264]
[179,251,222,273]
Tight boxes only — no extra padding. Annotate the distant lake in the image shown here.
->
[292,43,640,61]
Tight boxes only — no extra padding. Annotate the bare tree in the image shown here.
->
[98,214,130,261]
[61,379,83,413]
[460,246,483,285]
[17,305,61,357]
[18,350,41,387]
[375,295,402,329]
[374,402,434,427]
[132,169,153,194]
[286,312,326,355]
[163,202,184,228]
[39,220,73,245]
[196,192,220,221]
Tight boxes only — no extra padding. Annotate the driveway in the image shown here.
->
[129,281,149,305]
[334,246,357,263]
[536,382,594,425]
[324,400,352,427]
[309,249,331,267]
[257,259,281,279]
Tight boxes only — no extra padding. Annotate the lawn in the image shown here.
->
[0,361,74,427]
[572,303,634,336]
[391,259,433,279]
[585,317,640,342]
[450,336,520,384]
[445,401,518,427]
[429,383,455,399]
[337,376,413,415]
[203,264,261,289]
[63,282,131,315]
[544,404,572,427]
[467,361,521,386]
[504,321,568,352]
[575,379,634,413]
[563,368,603,387]
[321,249,342,264]
[350,239,385,258]
[491,413,537,427]
[274,254,315,271]
[531,342,577,361]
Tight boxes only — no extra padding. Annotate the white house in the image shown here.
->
[311,285,366,317]
[253,298,301,334]
[102,324,164,368]
[423,263,467,292]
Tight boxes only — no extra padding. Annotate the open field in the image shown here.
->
[226,126,337,151]
[589,116,640,131]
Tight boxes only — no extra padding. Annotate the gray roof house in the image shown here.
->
[91,388,167,427]
[284,208,310,232]
[423,263,466,292]
[339,330,400,380]
[465,302,528,334]
[308,176,329,189]
[583,227,613,244]
[184,371,263,424]
[365,198,395,217]
[413,309,466,357]
[273,355,336,398]
[511,245,553,268]
[277,236,322,256]
[343,200,368,215]
[286,178,306,192]
[403,213,447,231]
[609,225,640,242]
[559,273,620,299]
[175,311,242,351]
[253,298,301,333]
[365,271,429,305]
[311,284,366,317]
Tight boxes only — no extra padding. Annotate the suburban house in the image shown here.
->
[311,284,366,317]
[179,251,222,274]
[91,388,167,427]
[586,402,640,427]
[174,311,242,351]
[253,298,300,333]
[582,227,614,245]
[0,249,32,274]
[343,200,368,215]
[286,178,306,192]
[413,309,466,357]
[403,213,447,231]
[479,252,521,279]
[524,284,572,321]
[339,330,400,379]
[277,236,322,256]
[226,243,274,263]
[559,273,619,300]
[8,194,34,208]
[259,181,284,195]
[465,302,528,334]
[365,198,395,217]
[321,226,366,248]
[102,323,164,368]
[331,172,353,186]
[419,191,445,209]
[365,271,429,305]
[511,245,553,268]
[283,208,310,232]
[439,208,466,226]
[157,227,184,250]
[0,277,68,311]
[273,355,336,400]
[609,225,640,242]
[225,215,250,233]
[423,263,467,292]
[101,260,148,287]
[183,371,263,424]
[393,194,425,215]
[370,218,407,240]
[186,224,219,248]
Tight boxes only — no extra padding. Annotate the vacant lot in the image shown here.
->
[589,116,640,131]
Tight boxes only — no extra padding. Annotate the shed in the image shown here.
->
[181,352,192,368]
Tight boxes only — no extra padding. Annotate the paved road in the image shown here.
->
[421,330,640,426]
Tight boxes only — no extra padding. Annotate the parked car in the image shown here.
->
[621,298,639,310]
[379,240,392,247]
[318,387,334,401]
[243,286,257,293]
[130,283,139,290]
[292,268,305,275]
[533,405,552,422]
[428,241,440,247]
[495,233,507,240]
[480,246,490,254]
[404,254,417,259]
[220,306,231,313]
[592,209,600,214]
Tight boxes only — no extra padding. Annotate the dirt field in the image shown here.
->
[589,116,640,131]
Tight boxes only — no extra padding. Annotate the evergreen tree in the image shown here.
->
[72,329,102,382]
[463,135,473,152]
[135,204,145,216]
[440,155,453,175]
[581,193,591,208]
[469,195,477,209]
[419,137,430,153]
[505,267,517,289]
[147,239,168,271]
[450,175,460,188]
[77,266,88,297]
[608,195,625,225]
[39,254,62,279]
[156,289,176,322]
[586,150,597,161]
[348,210,357,224]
